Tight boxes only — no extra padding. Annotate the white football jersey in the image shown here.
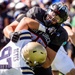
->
[0,30,34,75]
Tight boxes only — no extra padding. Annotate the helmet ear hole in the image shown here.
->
[26,61,29,65]
[41,52,43,54]
[26,60,33,65]
[33,51,37,53]
[29,61,33,64]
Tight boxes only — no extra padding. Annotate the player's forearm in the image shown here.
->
[42,47,56,68]
[24,17,46,32]
[3,21,19,38]
[3,26,14,38]
[15,17,46,32]
[69,34,75,46]
[63,26,75,45]
[42,57,51,68]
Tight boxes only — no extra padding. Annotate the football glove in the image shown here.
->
[10,32,20,43]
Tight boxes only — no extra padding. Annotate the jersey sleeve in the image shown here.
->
[26,6,45,21]
[16,6,45,23]
[16,14,25,22]
[21,67,34,75]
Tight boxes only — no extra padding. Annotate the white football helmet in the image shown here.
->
[21,42,47,67]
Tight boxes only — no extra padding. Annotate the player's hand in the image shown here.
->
[46,27,57,35]
[10,32,20,43]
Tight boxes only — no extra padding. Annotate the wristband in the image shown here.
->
[38,23,46,32]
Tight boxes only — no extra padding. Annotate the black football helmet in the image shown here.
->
[43,2,68,26]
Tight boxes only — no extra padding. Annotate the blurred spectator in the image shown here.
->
[52,0,60,3]
[7,2,15,21]
[31,0,39,7]
[14,2,29,18]
[23,0,32,8]
[62,0,73,10]
[42,0,52,9]
[69,0,75,20]
[38,0,52,10]
[12,0,20,3]
[0,0,12,50]
[71,16,75,31]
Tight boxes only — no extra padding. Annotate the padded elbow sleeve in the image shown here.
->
[16,14,26,22]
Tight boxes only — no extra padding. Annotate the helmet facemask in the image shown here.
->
[44,2,68,26]
[50,3,68,23]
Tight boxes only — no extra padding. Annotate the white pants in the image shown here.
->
[51,46,75,74]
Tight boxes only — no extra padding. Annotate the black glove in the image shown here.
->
[10,32,20,43]
[46,27,57,35]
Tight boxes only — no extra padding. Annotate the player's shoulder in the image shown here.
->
[27,6,45,14]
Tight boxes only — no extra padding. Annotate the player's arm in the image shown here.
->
[62,17,75,46]
[14,6,46,32]
[63,25,75,46]
[15,17,41,32]
[3,16,46,39]
[42,46,56,68]
[3,20,19,38]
